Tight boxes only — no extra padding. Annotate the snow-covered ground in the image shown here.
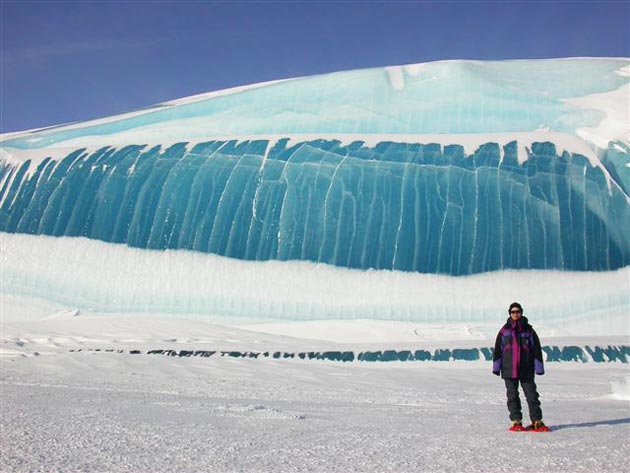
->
[2,315,629,472]
[2,56,628,472]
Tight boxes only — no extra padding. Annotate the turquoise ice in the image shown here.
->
[2,59,628,149]
[1,138,628,275]
[1,58,629,276]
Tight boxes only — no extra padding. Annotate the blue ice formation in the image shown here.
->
[1,138,629,275]
[132,345,630,363]
[1,58,629,276]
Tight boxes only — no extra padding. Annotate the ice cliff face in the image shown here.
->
[1,58,629,276]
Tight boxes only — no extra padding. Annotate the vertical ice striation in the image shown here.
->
[1,138,628,275]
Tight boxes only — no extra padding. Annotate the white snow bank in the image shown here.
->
[237,319,500,344]
[1,233,628,338]
[562,83,630,150]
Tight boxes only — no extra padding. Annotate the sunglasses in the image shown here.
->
[510,310,522,314]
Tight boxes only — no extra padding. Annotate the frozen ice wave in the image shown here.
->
[0,57,628,325]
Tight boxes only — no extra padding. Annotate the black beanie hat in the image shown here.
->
[508,302,523,313]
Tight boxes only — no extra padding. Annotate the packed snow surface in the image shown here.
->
[2,316,629,472]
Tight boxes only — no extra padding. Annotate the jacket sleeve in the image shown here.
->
[532,330,544,375]
[492,330,503,375]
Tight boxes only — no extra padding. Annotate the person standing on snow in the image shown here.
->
[492,302,549,432]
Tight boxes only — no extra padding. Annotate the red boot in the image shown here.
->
[526,420,550,432]
[509,421,527,432]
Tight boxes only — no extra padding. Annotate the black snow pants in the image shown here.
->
[504,378,542,422]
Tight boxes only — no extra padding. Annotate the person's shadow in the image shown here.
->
[552,418,630,431]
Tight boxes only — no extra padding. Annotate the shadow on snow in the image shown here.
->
[551,417,630,431]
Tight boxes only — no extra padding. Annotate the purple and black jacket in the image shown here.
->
[492,316,544,379]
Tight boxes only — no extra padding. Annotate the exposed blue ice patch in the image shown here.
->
[542,346,589,363]
[83,345,630,363]
[1,138,629,275]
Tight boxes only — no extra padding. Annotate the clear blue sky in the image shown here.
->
[1,1,628,133]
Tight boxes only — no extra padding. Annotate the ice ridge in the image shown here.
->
[2,58,628,154]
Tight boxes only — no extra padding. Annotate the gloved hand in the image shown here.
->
[535,359,545,375]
